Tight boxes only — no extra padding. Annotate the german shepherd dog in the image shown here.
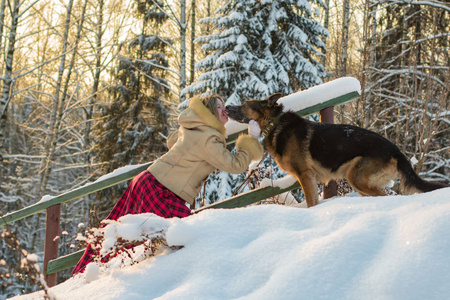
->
[226,93,447,207]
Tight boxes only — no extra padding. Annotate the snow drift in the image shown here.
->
[11,187,450,300]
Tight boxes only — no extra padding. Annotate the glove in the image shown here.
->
[248,120,261,138]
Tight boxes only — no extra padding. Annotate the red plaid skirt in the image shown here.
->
[72,171,191,274]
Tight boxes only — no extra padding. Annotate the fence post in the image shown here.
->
[43,204,61,287]
[320,107,338,199]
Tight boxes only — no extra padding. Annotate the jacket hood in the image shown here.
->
[179,96,227,136]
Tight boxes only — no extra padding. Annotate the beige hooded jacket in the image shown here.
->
[148,96,264,206]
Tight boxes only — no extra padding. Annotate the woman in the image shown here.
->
[72,95,263,274]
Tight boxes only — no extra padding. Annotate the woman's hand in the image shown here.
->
[248,120,261,138]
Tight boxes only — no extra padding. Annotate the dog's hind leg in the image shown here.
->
[350,181,386,197]
[346,158,388,197]
[296,170,319,207]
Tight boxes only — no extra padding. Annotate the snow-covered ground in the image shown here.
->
[11,187,450,300]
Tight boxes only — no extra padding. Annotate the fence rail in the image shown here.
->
[0,163,152,226]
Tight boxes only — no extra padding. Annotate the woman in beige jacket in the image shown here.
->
[73,94,263,274]
[149,95,264,208]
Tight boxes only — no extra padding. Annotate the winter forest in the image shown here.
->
[0,0,448,297]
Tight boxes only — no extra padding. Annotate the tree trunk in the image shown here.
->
[320,0,329,69]
[179,0,186,102]
[37,0,74,198]
[190,0,196,88]
[0,0,19,157]
[365,1,378,128]
[86,0,104,169]
[340,0,350,77]
[0,0,6,59]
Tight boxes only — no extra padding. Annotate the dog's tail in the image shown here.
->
[397,154,448,194]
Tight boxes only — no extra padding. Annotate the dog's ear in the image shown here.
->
[267,93,283,107]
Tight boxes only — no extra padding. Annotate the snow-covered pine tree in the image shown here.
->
[182,0,328,104]
[185,0,328,205]
[94,0,172,216]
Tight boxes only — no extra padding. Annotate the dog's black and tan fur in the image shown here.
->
[226,93,447,207]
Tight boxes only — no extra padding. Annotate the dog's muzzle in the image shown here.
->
[225,105,251,123]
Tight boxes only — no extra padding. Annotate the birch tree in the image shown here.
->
[36,0,76,198]
[189,0,196,86]
[84,0,104,172]
[179,0,186,102]
[0,0,20,162]
[340,0,350,77]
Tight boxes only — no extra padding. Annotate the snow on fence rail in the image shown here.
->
[0,163,153,226]
[0,77,361,280]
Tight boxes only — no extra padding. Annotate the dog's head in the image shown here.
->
[226,93,284,126]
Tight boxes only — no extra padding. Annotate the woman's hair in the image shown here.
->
[202,94,224,118]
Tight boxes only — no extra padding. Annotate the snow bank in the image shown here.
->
[12,187,450,300]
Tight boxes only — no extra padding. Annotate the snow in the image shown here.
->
[36,163,152,204]
[88,163,151,185]
[37,195,55,204]
[11,187,450,300]
[224,77,361,136]
[280,77,360,112]
[260,174,297,189]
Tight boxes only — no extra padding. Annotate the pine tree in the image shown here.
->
[182,0,328,105]
[94,0,172,215]
[97,35,171,171]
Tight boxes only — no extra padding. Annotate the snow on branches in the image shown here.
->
[183,0,329,104]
